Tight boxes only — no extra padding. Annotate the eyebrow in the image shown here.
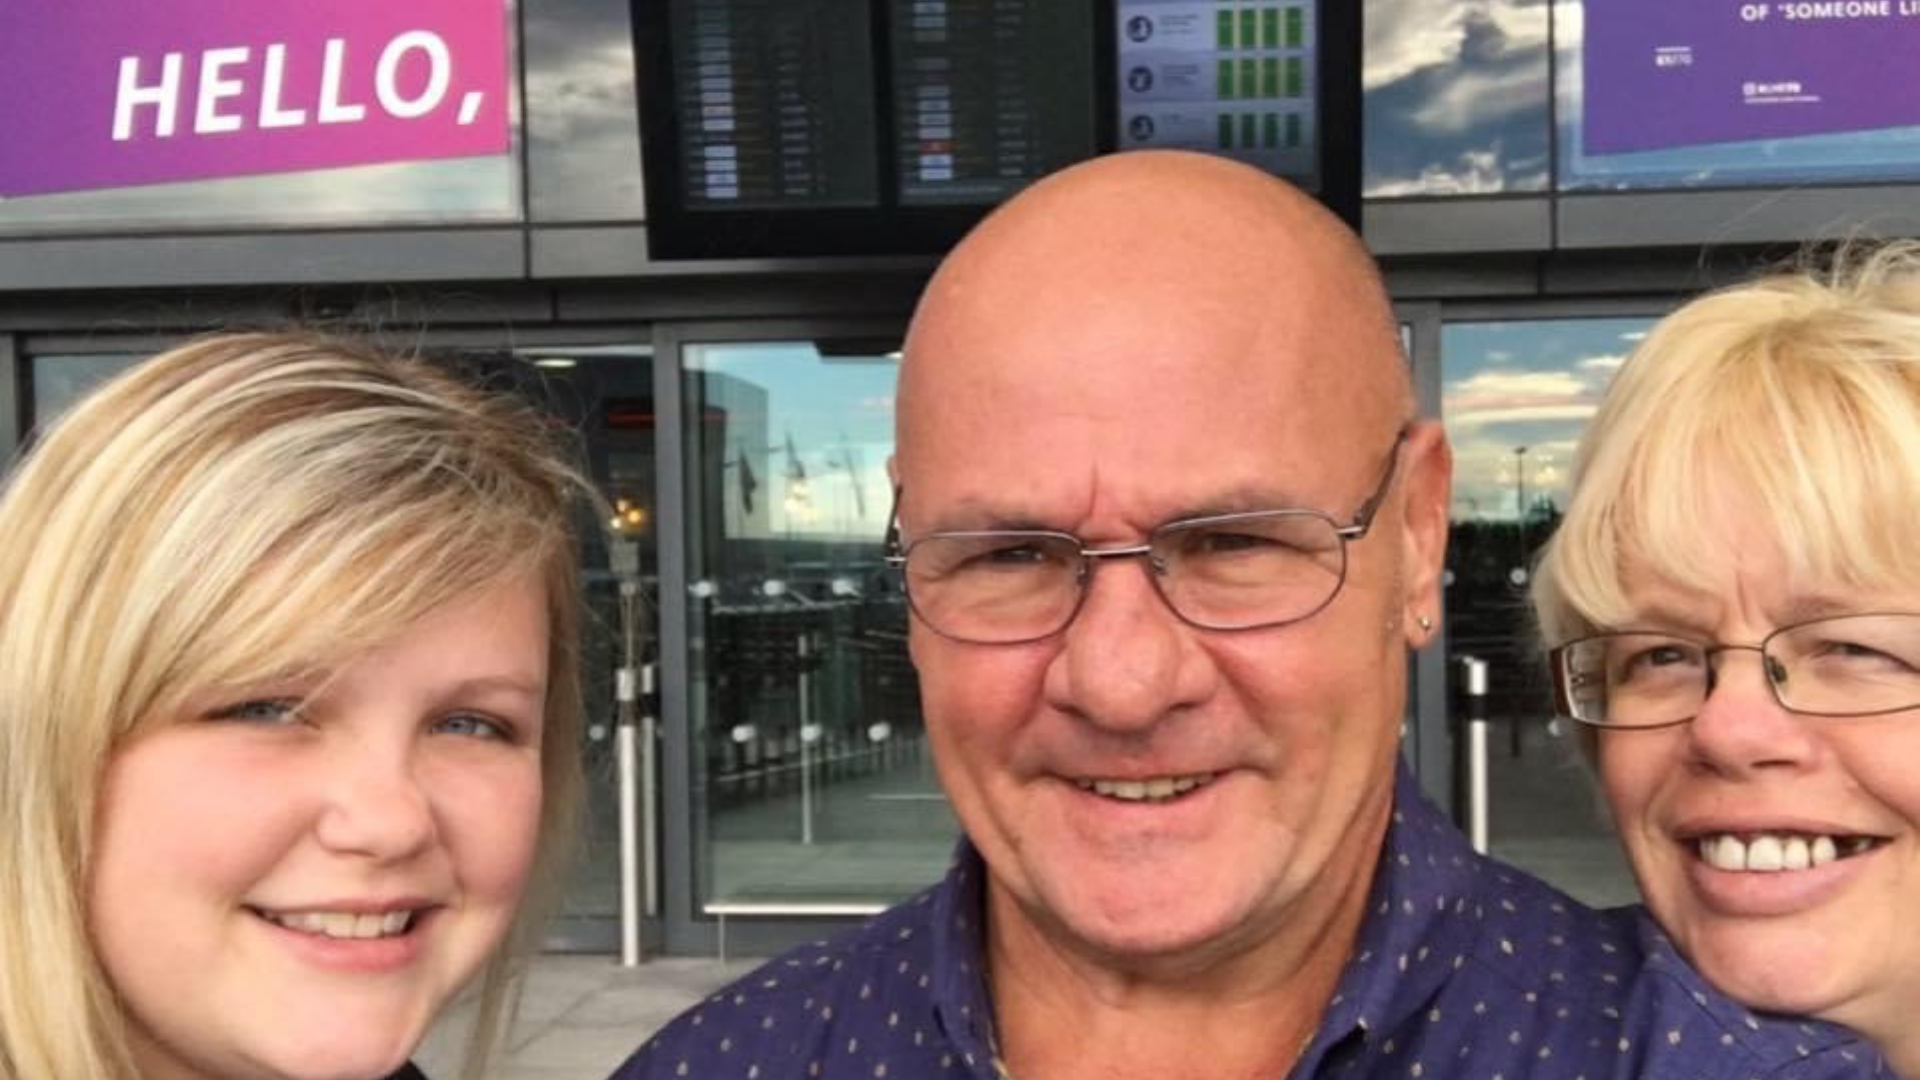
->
[444,674,548,701]
[1627,593,1865,635]
[915,486,1320,535]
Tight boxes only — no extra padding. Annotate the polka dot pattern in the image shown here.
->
[611,764,1884,1079]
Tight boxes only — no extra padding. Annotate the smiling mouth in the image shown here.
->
[1692,832,1887,873]
[1074,773,1216,804]
[250,907,421,940]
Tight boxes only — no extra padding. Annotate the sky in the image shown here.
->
[1441,316,1651,522]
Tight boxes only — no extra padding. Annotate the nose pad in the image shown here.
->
[1764,653,1790,690]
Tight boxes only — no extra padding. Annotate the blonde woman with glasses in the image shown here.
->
[1535,242,1920,1077]
[0,332,593,1080]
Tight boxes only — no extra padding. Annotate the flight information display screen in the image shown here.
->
[1115,1,1321,191]
[669,0,881,209]
[634,0,1356,259]
[889,1,1098,206]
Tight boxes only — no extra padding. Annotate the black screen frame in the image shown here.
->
[634,1,1360,260]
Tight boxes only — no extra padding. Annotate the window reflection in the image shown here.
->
[1441,316,1647,907]
[1363,0,1550,196]
[685,342,954,907]
[0,156,516,234]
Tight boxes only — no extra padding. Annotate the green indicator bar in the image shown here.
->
[1240,8,1258,48]
[1263,112,1280,148]
[1287,111,1302,147]
[1261,57,1280,98]
[1240,112,1257,147]
[1286,6,1304,48]
[1218,112,1235,148]
[1286,56,1304,97]
[1218,59,1235,98]
[1217,9,1234,47]
[1240,57,1258,98]
[1262,8,1280,48]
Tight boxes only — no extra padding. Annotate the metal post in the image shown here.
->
[616,658,642,966]
[641,662,660,919]
[611,551,649,968]
[798,632,814,846]
[1457,655,1491,855]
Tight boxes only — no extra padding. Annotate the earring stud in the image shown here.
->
[1416,614,1433,631]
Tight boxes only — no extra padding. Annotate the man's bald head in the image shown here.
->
[897,150,1406,467]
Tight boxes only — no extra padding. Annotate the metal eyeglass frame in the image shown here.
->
[882,425,1411,644]
[1548,613,1920,729]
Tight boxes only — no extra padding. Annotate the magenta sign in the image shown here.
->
[0,0,511,198]
[1584,0,1920,155]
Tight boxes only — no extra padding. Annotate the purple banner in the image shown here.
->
[0,0,510,198]
[1583,0,1920,155]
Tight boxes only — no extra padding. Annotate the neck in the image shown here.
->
[984,838,1380,1080]
[1883,1023,1920,1080]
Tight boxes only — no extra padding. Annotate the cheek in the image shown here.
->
[1596,735,1674,828]
[93,743,303,907]
[429,753,545,898]
[913,636,1051,740]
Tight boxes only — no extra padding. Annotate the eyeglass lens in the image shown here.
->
[899,511,1350,643]
[1556,614,1920,727]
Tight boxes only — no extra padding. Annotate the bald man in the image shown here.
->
[613,153,1873,1080]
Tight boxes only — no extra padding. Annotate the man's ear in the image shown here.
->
[1396,419,1452,646]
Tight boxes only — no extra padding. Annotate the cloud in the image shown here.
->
[1365,0,1548,88]
[1363,0,1551,195]
[1449,368,1590,405]
[1577,354,1626,372]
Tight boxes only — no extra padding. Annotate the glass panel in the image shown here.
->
[0,157,518,234]
[684,341,953,907]
[1441,316,1651,906]
[1363,0,1550,196]
[525,0,648,222]
[1554,0,1920,191]
[443,345,659,932]
[29,353,144,427]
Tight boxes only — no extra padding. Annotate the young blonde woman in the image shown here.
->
[1536,242,1920,1076]
[0,332,593,1080]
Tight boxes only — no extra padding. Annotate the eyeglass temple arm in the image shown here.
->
[1340,424,1413,537]
[882,486,906,564]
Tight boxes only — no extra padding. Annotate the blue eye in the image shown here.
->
[434,713,513,741]
[204,698,304,725]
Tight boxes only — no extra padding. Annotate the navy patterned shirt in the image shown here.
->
[613,763,1882,1080]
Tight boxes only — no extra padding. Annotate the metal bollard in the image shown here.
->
[1456,655,1491,855]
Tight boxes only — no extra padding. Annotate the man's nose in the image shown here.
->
[1044,555,1211,732]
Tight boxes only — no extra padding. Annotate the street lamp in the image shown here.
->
[1512,445,1529,586]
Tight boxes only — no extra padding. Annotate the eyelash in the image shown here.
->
[433,713,517,743]
[204,698,305,724]
[202,699,519,743]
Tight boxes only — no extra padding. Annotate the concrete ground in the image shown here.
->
[416,955,754,1080]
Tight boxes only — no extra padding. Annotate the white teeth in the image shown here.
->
[1695,832,1876,873]
[1746,835,1784,871]
[1079,773,1214,803]
[260,908,415,939]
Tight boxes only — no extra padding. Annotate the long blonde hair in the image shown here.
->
[0,332,593,1080]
